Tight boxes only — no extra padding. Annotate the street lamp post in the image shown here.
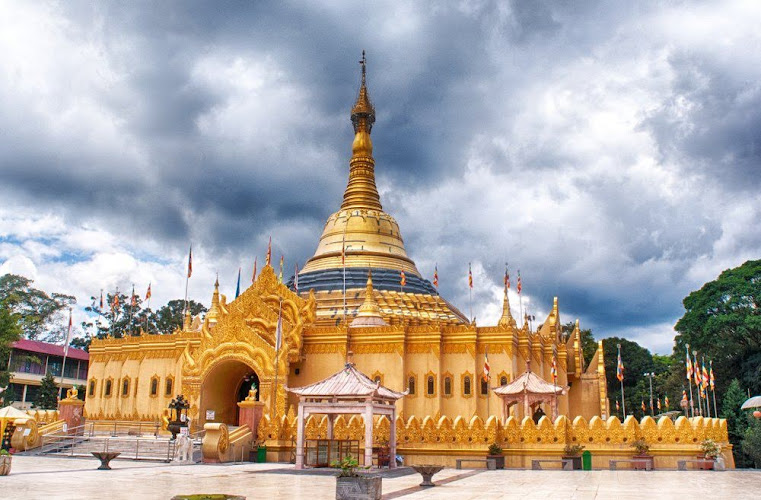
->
[645,372,655,416]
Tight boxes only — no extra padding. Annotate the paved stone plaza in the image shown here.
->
[3,456,760,499]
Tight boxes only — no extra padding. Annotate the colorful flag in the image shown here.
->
[504,266,510,290]
[187,246,193,278]
[551,354,558,384]
[112,293,120,312]
[468,263,473,289]
[63,308,72,357]
[693,354,701,387]
[278,255,284,283]
[275,300,283,352]
[702,360,709,390]
[616,400,620,412]
[252,256,258,283]
[266,236,272,267]
[482,350,490,382]
[99,290,104,310]
[130,285,137,307]
[433,265,438,288]
[657,398,661,411]
[616,351,624,382]
[641,400,646,412]
[681,390,688,405]
[517,270,522,294]
[294,263,299,292]
[665,396,669,409]
[685,346,693,380]
[709,360,715,391]
[235,267,241,298]
[145,283,152,301]
[400,270,406,287]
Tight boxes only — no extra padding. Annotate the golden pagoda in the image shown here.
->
[84,53,611,452]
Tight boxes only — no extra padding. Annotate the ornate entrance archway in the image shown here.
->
[200,359,259,427]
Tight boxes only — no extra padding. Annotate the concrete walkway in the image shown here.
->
[2,455,760,499]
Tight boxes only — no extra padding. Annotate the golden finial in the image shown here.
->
[342,50,381,211]
[207,276,221,325]
[351,269,388,327]
[498,286,516,328]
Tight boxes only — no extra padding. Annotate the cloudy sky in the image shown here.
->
[1,0,759,354]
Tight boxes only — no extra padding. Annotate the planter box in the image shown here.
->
[633,454,654,470]
[562,456,582,470]
[336,475,382,500]
[697,457,715,470]
[487,455,505,469]
[0,455,11,476]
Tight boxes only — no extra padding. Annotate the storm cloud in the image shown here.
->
[0,0,759,353]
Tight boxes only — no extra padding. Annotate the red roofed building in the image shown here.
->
[3,339,89,409]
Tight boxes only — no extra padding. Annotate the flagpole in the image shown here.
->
[272,299,283,417]
[617,343,626,418]
[183,245,192,327]
[58,307,72,400]
[128,284,135,336]
[710,361,718,417]
[485,347,490,418]
[686,344,695,418]
[693,351,703,416]
[518,270,523,327]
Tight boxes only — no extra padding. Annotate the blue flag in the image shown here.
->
[235,267,241,298]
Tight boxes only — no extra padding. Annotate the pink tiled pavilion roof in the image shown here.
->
[492,368,566,396]
[287,363,406,401]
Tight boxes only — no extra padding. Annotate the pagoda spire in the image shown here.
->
[206,275,221,325]
[498,285,517,328]
[341,50,382,211]
[351,269,388,327]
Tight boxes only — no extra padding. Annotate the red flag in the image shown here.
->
[112,293,120,312]
[433,265,438,288]
[468,263,473,289]
[266,236,272,267]
[517,270,522,294]
[400,271,406,287]
[187,246,193,278]
[616,351,624,382]
[252,256,258,283]
[482,350,490,382]
[641,400,646,412]
[145,283,152,301]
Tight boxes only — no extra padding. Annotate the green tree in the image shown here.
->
[36,372,59,409]
[0,302,22,390]
[0,274,75,342]
[69,336,90,352]
[742,418,761,468]
[674,260,761,408]
[721,378,753,467]
[151,299,207,335]
[602,337,654,417]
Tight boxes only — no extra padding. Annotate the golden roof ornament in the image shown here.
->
[351,270,388,327]
[498,286,517,328]
[206,275,221,325]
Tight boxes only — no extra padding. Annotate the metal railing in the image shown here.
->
[85,420,162,437]
[38,432,178,462]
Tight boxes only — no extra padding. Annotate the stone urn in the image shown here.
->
[0,453,11,476]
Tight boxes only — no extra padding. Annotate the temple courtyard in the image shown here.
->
[3,456,760,499]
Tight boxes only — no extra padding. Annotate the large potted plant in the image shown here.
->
[332,455,381,500]
[630,438,654,470]
[487,443,505,469]
[698,439,721,470]
[562,444,584,470]
[0,449,11,476]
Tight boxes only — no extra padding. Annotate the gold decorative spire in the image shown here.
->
[300,53,422,277]
[498,286,517,328]
[351,270,388,327]
[342,50,382,211]
[207,275,221,325]
[183,309,192,331]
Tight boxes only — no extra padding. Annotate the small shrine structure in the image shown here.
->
[493,362,567,420]
[288,360,406,469]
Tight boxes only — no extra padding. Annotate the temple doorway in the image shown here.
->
[200,360,260,427]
